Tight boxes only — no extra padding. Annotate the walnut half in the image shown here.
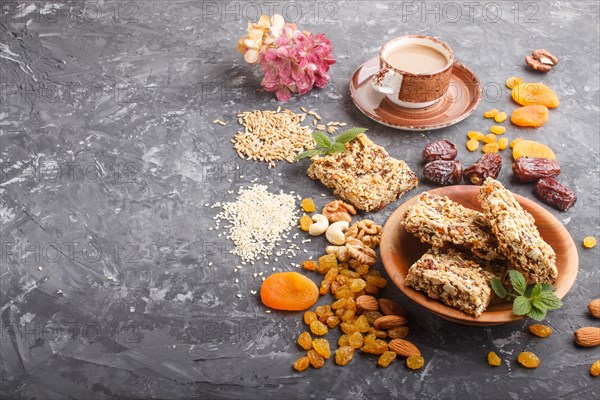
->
[525,49,559,73]
[345,238,377,266]
[322,200,357,223]
[345,219,383,249]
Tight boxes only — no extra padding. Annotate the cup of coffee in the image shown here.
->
[371,35,454,108]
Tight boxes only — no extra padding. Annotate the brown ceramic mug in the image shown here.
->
[371,35,455,108]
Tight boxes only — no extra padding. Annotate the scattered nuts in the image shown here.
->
[525,49,559,73]
[322,200,357,223]
[345,219,382,249]
[325,245,350,262]
[325,221,349,245]
[308,214,329,236]
[388,339,421,357]
[588,299,600,319]
[574,327,600,347]
[373,315,408,330]
[356,295,379,312]
[345,238,377,266]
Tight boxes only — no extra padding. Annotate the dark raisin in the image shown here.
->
[534,177,576,211]
[463,153,502,185]
[422,140,458,162]
[512,157,560,183]
[423,160,462,185]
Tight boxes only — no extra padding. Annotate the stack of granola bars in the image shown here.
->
[403,178,557,317]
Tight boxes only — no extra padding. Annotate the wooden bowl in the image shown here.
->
[380,186,578,326]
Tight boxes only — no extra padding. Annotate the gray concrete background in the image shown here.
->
[1,1,599,399]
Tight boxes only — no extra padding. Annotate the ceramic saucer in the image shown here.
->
[349,57,482,131]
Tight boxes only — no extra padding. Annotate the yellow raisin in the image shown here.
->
[299,214,312,231]
[302,260,317,271]
[307,349,325,368]
[388,326,409,339]
[510,137,524,149]
[325,315,340,328]
[468,130,485,140]
[354,315,370,333]
[583,236,597,249]
[293,356,309,372]
[338,334,350,347]
[317,254,338,274]
[490,125,506,135]
[482,142,500,154]
[340,322,359,335]
[315,305,331,318]
[341,309,356,322]
[335,346,355,366]
[498,137,509,150]
[483,109,499,118]
[518,351,540,369]
[312,338,331,359]
[301,198,316,213]
[529,324,553,338]
[378,351,397,367]
[297,331,312,350]
[487,351,502,366]
[348,332,364,349]
[363,311,382,325]
[466,139,480,152]
[483,134,497,144]
[506,76,523,89]
[494,112,508,123]
[331,298,347,310]
[354,264,370,275]
[365,276,387,288]
[304,311,317,325]
[310,320,328,336]
[406,355,425,370]
[335,287,355,300]
[346,298,357,312]
[590,360,600,377]
[369,327,387,339]
[349,278,366,293]
[340,269,360,278]
[361,339,388,355]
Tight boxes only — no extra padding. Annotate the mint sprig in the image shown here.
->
[490,270,562,321]
[295,128,367,160]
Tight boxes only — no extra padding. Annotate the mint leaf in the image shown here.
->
[527,305,546,321]
[491,278,508,299]
[295,148,325,161]
[312,131,331,149]
[540,283,556,292]
[535,291,563,310]
[530,283,543,301]
[508,270,527,296]
[334,127,367,144]
[513,296,532,315]
[327,143,346,155]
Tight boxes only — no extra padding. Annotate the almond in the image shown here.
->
[588,299,600,319]
[388,339,421,357]
[373,315,407,330]
[356,295,379,312]
[574,327,600,347]
[378,298,406,317]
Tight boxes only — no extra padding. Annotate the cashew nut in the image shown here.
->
[325,221,349,245]
[308,214,329,236]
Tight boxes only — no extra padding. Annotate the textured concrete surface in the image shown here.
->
[1,1,599,399]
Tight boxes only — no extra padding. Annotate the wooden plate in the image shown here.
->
[380,186,579,326]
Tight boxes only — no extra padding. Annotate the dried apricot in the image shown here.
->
[506,76,523,89]
[512,140,555,160]
[512,82,559,108]
[406,355,425,370]
[302,260,317,271]
[378,351,397,367]
[529,324,553,338]
[483,134,497,144]
[511,105,549,127]
[309,320,328,336]
[260,272,318,311]
[487,351,502,366]
[583,236,597,249]
[312,338,331,359]
[483,109,499,118]
[298,331,312,350]
[590,360,600,377]
[490,125,506,135]
[482,142,500,154]
[301,198,316,213]
[466,139,480,152]
[335,346,354,366]
[494,112,508,123]
[517,351,540,368]
[307,349,325,368]
[293,356,309,371]
[299,214,312,231]
[510,138,524,149]
[498,138,509,150]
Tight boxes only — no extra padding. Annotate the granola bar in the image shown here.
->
[307,134,418,212]
[405,248,497,317]
[478,178,557,284]
[402,192,504,261]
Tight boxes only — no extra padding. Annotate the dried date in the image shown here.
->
[423,160,462,186]
[512,157,561,183]
[422,140,458,162]
[534,177,576,211]
[463,153,502,185]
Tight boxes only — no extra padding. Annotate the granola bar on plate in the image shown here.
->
[478,178,557,284]
[402,192,503,261]
[405,247,497,317]
[307,134,418,212]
